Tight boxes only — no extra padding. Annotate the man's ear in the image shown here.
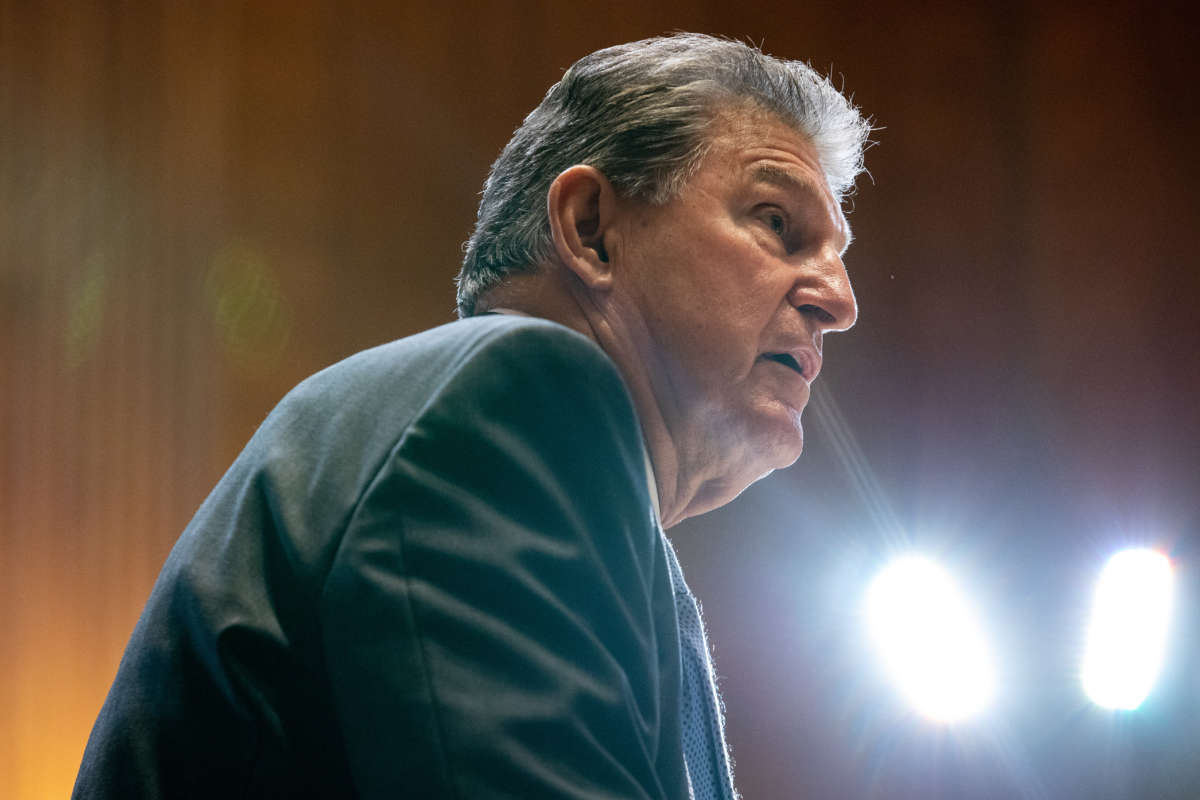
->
[546,165,617,292]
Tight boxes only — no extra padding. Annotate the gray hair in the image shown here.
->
[456,33,872,317]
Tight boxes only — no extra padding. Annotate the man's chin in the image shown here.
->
[752,405,806,467]
[769,439,804,471]
[703,402,804,481]
[734,431,803,484]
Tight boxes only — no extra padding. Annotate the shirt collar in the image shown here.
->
[643,446,662,525]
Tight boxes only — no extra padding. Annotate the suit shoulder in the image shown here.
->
[289,315,612,402]
[448,316,623,388]
[392,317,648,503]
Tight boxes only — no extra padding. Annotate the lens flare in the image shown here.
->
[866,556,995,722]
[1082,548,1173,710]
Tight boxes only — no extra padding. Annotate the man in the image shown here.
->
[74,33,869,798]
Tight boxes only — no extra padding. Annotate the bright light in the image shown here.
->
[865,556,995,722]
[1082,548,1173,710]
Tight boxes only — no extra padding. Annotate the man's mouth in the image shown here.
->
[763,352,805,377]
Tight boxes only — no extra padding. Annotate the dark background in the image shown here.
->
[3,2,1198,797]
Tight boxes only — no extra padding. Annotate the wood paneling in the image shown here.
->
[3,2,1197,797]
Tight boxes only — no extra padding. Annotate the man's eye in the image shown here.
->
[759,209,788,240]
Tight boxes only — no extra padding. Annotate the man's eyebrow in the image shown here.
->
[751,164,820,195]
[749,164,853,253]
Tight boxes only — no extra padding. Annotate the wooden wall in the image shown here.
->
[3,2,1197,797]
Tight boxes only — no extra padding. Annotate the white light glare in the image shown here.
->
[1082,548,1173,710]
[865,556,995,723]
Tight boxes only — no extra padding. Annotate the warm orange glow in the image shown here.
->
[3,2,1197,799]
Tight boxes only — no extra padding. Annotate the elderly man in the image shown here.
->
[74,33,869,799]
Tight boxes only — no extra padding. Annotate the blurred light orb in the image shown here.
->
[865,556,995,722]
[1082,548,1173,710]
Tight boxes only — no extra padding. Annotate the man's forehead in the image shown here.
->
[710,110,843,193]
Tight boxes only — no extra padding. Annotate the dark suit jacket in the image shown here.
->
[73,315,690,799]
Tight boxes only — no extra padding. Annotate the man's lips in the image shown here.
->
[760,348,821,382]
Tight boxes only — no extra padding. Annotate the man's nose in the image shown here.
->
[788,252,858,332]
